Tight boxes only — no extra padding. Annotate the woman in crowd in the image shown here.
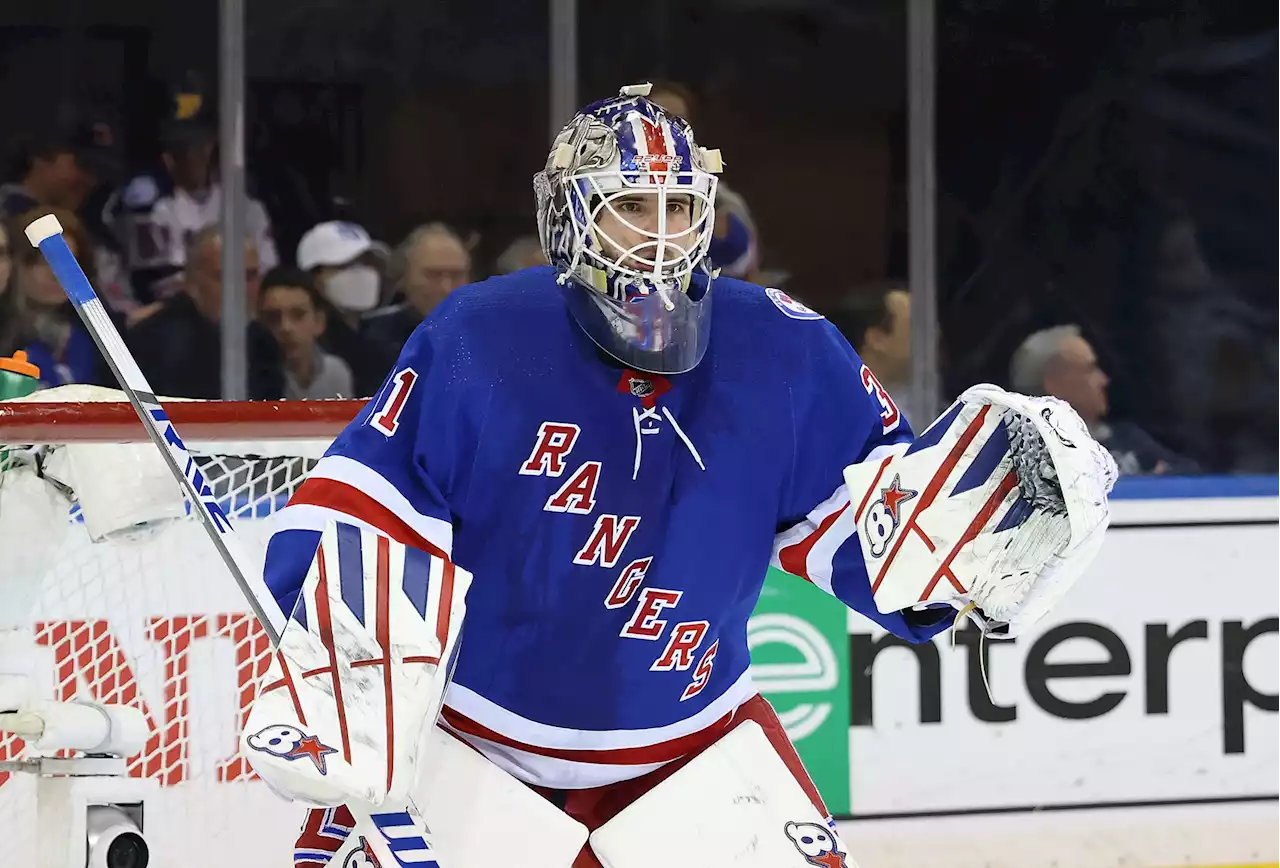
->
[1,207,109,387]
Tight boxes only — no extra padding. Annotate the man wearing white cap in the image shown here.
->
[295,220,398,396]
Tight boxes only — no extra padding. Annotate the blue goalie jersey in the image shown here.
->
[263,266,954,790]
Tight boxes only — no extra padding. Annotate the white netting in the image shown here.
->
[0,386,344,867]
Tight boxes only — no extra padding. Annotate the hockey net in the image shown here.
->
[0,385,362,867]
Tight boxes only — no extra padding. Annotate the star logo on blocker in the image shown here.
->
[288,735,338,775]
[879,474,918,522]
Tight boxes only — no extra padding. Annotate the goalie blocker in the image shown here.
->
[243,520,470,808]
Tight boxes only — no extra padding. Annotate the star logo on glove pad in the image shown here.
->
[289,735,339,775]
[879,475,918,522]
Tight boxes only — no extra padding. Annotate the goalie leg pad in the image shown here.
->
[307,725,589,868]
[243,521,470,807]
[589,697,856,868]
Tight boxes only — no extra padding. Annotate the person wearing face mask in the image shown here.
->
[295,219,400,397]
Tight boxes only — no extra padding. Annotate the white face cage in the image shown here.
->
[566,168,718,299]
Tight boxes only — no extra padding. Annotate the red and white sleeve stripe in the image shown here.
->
[771,443,907,596]
[277,454,453,558]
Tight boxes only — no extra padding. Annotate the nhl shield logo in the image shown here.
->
[628,377,656,399]
[617,369,672,408]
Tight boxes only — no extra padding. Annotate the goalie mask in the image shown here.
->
[535,83,723,374]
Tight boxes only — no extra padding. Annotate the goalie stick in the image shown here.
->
[24,213,447,868]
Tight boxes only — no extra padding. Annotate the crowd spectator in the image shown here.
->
[296,219,398,396]
[366,222,472,351]
[126,225,282,399]
[1010,325,1198,476]
[298,219,388,311]
[494,235,546,275]
[0,207,109,387]
[390,222,471,315]
[0,115,138,315]
[257,266,354,399]
[0,119,113,219]
[106,107,279,304]
[825,283,918,420]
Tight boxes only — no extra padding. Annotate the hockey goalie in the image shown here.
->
[247,83,1118,868]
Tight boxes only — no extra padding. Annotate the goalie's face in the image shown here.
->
[591,190,696,277]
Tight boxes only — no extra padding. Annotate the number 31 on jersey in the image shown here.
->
[370,369,419,436]
[860,364,901,434]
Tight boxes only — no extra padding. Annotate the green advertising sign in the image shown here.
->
[748,567,852,815]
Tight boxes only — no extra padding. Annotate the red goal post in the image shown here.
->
[0,394,364,442]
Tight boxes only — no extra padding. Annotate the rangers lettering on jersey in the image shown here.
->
[650,621,710,671]
[573,515,642,567]
[544,461,602,514]
[520,422,581,476]
[681,640,720,702]
[604,557,652,608]
[620,589,683,640]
